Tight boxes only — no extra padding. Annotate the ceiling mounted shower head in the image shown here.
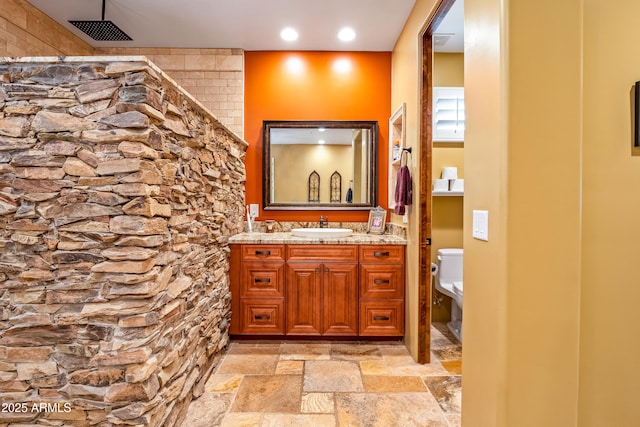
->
[69,0,132,41]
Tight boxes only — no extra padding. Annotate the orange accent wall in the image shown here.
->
[244,51,391,222]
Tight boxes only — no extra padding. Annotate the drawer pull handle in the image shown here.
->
[254,314,271,320]
[254,278,271,283]
[373,315,390,321]
[374,279,390,284]
[255,250,271,256]
[373,251,390,257]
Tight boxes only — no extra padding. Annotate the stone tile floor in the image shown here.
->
[182,323,462,426]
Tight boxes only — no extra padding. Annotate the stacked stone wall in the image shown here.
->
[0,57,247,426]
[95,48,244,138]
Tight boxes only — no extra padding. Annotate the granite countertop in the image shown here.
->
[228,232,407,245]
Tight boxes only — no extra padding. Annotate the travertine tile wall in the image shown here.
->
[0,0,93,57]
[95,48,244,138]
[0,57,247,426]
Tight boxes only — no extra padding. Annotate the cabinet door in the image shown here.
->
[286,263,322,335]
[322,263,358,336]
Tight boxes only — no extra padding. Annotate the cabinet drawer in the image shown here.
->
[359,245,405,263]
[359,301,404,336]
[360,264,404,299]
[287,245,357,262]
[241,262,285,298]
[240,299,285,335]
[241,245,285,261]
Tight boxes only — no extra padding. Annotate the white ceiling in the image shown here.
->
[434,0,464,53]
[28,0,463,52]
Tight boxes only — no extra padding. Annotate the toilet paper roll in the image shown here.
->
[433,179,449,192]
[442,167,458,180]
[451,179,464,192]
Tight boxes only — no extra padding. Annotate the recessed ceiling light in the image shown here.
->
[338,27,356,42]
[281,27,299,42]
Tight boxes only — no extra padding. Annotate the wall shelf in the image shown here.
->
[433,191,464,197]
[388,103,407,210]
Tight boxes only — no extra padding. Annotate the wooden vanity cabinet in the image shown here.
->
[230,244,286,335]
[286,245,358,336]
[359,245,405,336]
[230,243,404,338]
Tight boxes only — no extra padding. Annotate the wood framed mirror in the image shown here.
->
[263,120,378,210]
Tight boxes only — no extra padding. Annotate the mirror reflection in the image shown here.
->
[263,121,378,210]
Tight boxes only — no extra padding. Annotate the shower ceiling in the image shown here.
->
[28,0,419,51]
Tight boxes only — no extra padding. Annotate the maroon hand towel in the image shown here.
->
[394,165,412,215]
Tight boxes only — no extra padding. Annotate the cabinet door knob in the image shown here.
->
[374,279,390,284]
[324,269,329,273]
[315,269,320,273]
[255,250,271,256]
[254,278,271,283]
[373,315,390,321]
[254,314,271,320]
[373,251,390,257]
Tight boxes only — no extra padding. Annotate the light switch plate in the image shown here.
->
[472,210,489,241]
[249,204,259,217]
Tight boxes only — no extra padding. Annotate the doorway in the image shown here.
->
[417,0,458,364]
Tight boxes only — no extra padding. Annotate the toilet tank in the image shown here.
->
[437,248,463,283]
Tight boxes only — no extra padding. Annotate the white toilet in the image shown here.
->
[432,248,463,342]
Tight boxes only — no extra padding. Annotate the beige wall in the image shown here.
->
[391,2,467,359]
[503,0,583,424]
[461,0,638,425]
[0,0,92,56]
[580,0,640,424]
[463,0,583,423]
[434,52,464,86]
[391,0,439,360]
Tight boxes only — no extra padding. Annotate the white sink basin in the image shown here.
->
[291,228,353,238]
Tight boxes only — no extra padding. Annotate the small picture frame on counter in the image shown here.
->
[264,220,276,233]
[367,206,387,235]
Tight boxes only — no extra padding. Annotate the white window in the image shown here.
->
[433,87,465,142]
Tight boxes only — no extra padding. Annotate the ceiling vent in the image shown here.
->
[433,33,454,47]
[69,0,132,41]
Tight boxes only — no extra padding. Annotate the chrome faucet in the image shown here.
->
[319,215,329,228]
